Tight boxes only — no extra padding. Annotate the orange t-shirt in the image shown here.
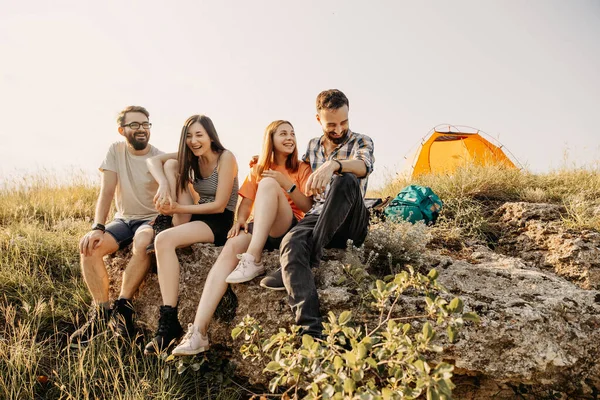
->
[238,162,312,220]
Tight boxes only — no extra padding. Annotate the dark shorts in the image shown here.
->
[190,209,234,246]
[247,216,298,251]
[105,218,153,250]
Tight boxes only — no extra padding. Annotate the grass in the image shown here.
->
[371,164,600,243]
[2,165,599,399]
[0,174,242,400]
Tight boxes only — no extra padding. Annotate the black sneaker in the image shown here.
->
[110,298,136,339]
[259,268,286,291]
[146,214,173,255]
[144,305,183,355]
[69,306,112,348]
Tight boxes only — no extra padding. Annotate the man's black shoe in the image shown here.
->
[110,298,136,339]
[146,214,173,255]
[259,268,286,291]
[69,305,112,348]
[144,305,183,355]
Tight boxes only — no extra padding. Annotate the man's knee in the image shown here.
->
[333,172,359,188]
[80,236,117,263]
[131,228,153,254]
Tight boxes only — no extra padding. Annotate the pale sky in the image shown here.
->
[1,0,599,189]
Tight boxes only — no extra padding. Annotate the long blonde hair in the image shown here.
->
[255,120,299,177]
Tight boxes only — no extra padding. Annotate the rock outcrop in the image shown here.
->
[106,202,600,399]
[495,202,600,290]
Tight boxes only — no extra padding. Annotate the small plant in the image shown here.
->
[363,220,430,275]
[232,267,479,399]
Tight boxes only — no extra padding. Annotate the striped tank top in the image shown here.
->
[192,161,239,212]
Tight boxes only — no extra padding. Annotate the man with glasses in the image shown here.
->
[70,105,164,347]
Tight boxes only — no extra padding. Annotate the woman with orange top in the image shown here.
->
[171,120,312,356]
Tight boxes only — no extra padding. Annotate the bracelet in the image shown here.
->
[287,184,297,194]
[333,159,343,174]
[91,223,106,232]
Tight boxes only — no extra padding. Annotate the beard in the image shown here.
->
[324,128,349,145]
[126,131,149,150]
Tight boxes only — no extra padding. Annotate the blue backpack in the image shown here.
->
[384,185,443,224]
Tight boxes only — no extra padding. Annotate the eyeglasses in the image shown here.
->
[122,122,152,130]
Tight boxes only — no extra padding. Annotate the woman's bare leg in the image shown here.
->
[246,177,293,262]
[155,221,215,306]
[192,233,252,335]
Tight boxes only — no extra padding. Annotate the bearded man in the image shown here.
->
[70,105,163,346]
[260,89,375,338]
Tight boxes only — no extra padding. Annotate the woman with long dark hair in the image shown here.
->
[170,120,312,356]
[143,114,238,354]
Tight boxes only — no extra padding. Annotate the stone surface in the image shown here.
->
[495,202,600,290]
[105,202,600,398]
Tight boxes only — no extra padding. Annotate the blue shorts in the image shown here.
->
[105,218,153,250]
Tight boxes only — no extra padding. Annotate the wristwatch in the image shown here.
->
[91,223,106,232]
[287,184,297,194]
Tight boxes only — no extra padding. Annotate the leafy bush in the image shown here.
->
[232,267,479,399]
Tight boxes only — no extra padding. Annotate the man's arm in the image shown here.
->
[305,135,374,196]
[94,170,117,225]
[80,170,117,256]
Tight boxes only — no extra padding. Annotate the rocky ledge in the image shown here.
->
[106,202,600,399]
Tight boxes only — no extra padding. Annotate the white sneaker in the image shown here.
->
[225,253,265,284]
[172,324,209,356]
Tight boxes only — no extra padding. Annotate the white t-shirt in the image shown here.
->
[99,141,164,220]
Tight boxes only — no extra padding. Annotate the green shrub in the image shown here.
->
[233,267,479,399]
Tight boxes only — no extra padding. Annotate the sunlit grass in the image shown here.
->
[0,174,242,400]
[370,164,600,241]
[2,165,600,399]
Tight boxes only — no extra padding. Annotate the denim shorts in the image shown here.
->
[105,218,153,250]
[247,216,298,251]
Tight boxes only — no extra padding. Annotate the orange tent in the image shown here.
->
[407,126,519,179]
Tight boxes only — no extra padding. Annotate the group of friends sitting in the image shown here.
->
[71,89,375,357]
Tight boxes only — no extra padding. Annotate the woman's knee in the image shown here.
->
[155,229,177,252]
[223,233,251,255]
[257,177,279,192]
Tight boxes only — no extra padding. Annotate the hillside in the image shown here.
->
[1,166,599,399]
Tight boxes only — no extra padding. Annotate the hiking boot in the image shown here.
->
[172,324,210,356]
[146,214,173,255]
[109,298,136,339]
[144,305,183,355]
[225,253,265,284]
[69,305,112,348]
[259,268,286,291]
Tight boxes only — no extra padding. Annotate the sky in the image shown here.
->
[1,0,599,189]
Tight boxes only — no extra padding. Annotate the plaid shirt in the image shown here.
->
[302,130,375,214]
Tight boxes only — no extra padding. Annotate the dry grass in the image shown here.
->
[2,165,600,399]
[0,175,241,400]
[370,164,600,243]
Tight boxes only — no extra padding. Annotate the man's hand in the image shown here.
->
[79,230,105,256]
[227,220,248,238]
[305,160,338,196]
[262,169,293,190]
[154,185,173,209]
